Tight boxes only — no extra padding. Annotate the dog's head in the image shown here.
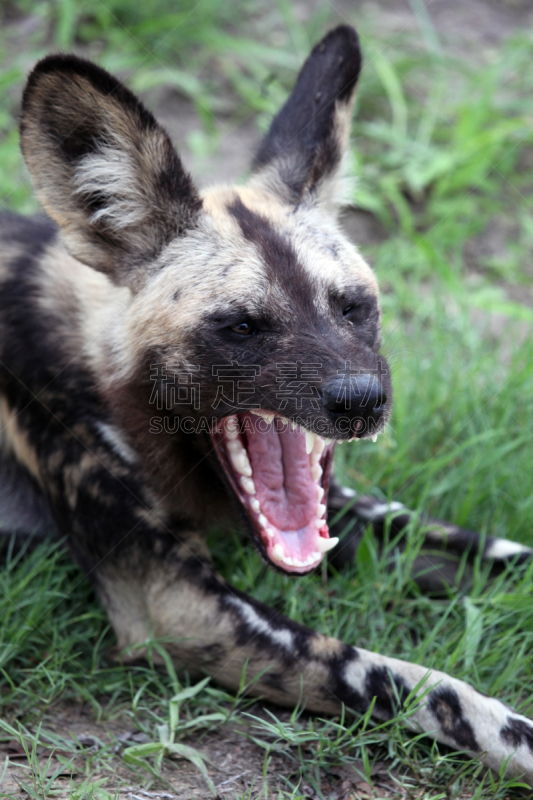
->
[20,25,391,574]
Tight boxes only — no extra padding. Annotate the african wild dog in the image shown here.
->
[1,24,533,785]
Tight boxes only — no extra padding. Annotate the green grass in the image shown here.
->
[1,2,533,798]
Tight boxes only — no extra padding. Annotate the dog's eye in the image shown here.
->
[343,302,369,324]
[230,322,255,336]
[343,303,362,318]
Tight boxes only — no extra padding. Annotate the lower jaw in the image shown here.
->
[264,522,330,573]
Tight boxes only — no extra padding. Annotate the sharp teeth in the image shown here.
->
[311,463,322,482]
[317,503,326,518]
[311,449,321,465]
[313,436,326,456]
[316,536,339,553]
[372,434,378,443]
[250,497,260,513]
[305,430,317,455]
[251,410,275,423]
[230,450,252,477]
[258,513,268,528]
[241,476,256,495]
[272,543,285,561]
[316,485,324,502]
[224,415,239,439]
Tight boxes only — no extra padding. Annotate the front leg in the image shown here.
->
[98,539,533,786]
[327,480,533,589]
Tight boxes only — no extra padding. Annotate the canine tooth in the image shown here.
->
[304,430,317,455]
[250,497,260,513]
[316,536,339,553]
[241,476,256,495]
[230,451,252,477]
[313,436,326,455]
[311,463,322,482]
[258,513,268,528]
[317,503,326,518]
[272,543,285,561]
[372,434,378,443]
[316,485,324,502]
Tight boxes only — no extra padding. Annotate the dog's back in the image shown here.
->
[0,211,131,551]
[0,213,60,545]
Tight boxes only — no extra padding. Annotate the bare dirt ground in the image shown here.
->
[1,701,402,799]
[2,1,533,798]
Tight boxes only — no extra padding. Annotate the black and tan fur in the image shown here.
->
[2,25,533,785]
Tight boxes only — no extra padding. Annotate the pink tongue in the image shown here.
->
[243,413,317,530]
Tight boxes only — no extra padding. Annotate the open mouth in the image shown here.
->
[210,410,340,574]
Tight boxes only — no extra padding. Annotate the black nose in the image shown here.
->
[322,373,387,431]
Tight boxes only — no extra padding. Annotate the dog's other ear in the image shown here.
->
[250,25,361,211]
[20,55,201,288]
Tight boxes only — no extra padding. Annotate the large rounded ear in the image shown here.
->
[20,55,202,287]
[250,25,361,210]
